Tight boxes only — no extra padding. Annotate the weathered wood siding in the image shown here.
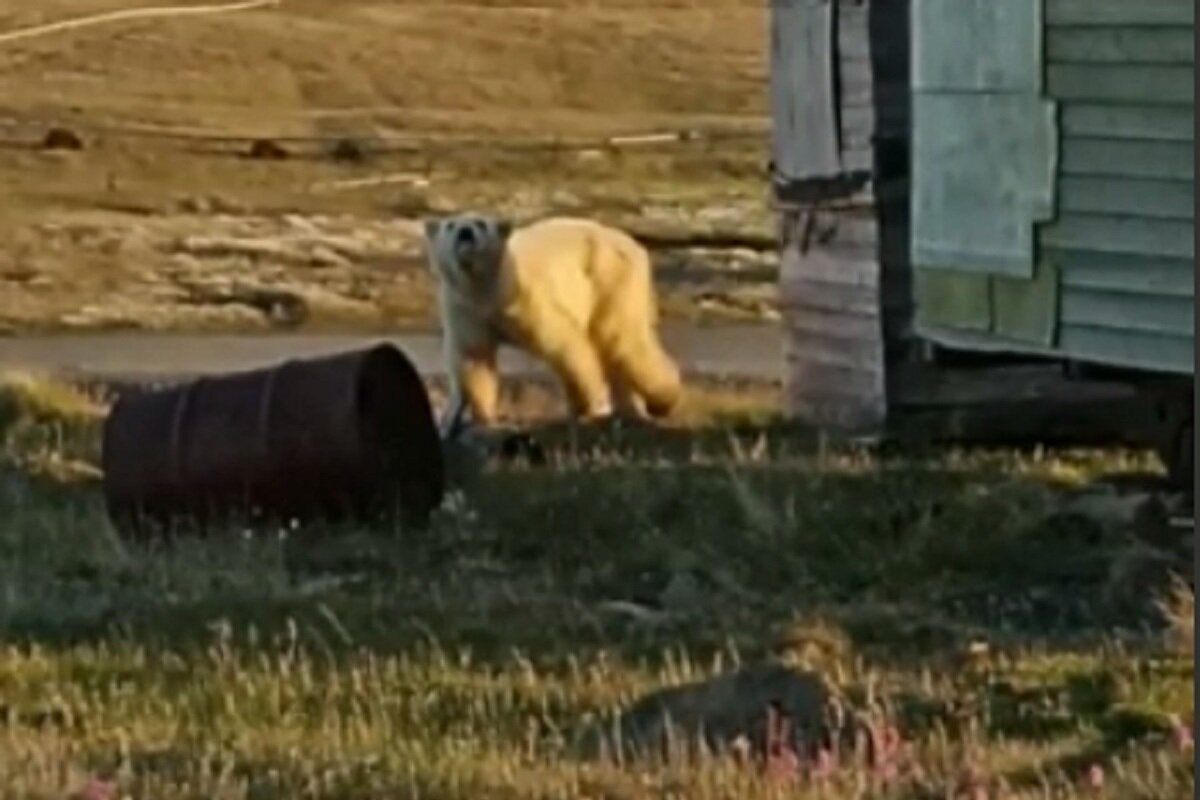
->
[1039,0,1195,374]
[774,0,911,433]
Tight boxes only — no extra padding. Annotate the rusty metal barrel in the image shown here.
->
[101,343,444,538]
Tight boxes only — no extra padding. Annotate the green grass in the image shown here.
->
[0,377,1193,799]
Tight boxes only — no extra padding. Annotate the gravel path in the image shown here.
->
[0,322,784,384]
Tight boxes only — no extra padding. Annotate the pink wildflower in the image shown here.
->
[762,701,801,784]
[957,765,989,800]
[764,743,801,783]
[1083,763,1105,793]
[810,746,837,781]
[871,723,905,782]
[1169,715,1194,752]
[73,777,118,800]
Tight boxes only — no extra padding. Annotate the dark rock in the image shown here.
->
[247,138,289,161]
[576,661,839,762]
[41,127,84,151]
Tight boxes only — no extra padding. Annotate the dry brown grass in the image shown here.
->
[1158,576,1195,660]
[0,0,765,205]
[0,0,773,333]
[0,0,764,131]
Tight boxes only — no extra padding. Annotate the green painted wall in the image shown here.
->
[1041,0,1194,374]
[913,0,1195,375]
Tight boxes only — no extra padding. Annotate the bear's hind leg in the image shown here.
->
[598,331,683,419]
[604,362,649,420]
[527,319,613,420]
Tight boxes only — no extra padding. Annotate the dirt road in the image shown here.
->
[0,322,783,384]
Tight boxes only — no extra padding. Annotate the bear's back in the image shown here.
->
[506,217,643,282]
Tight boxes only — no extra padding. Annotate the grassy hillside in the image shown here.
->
[0,1,775,333]
[0,0,766,136]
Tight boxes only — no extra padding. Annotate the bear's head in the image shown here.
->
[423,213,513,292]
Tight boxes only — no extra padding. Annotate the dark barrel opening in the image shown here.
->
[354,344,444,526]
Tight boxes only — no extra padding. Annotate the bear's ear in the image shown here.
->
[423,218,442,243]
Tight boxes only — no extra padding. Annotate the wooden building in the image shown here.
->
[771,0,911,434]
[770,0,1194,480]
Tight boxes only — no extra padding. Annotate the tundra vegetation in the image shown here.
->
[0,373,1193,799]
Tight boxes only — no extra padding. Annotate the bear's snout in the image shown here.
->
[454,226,480,265]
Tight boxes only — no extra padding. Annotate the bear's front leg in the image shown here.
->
[441,342,468,438]
[442,329,499,435]
[456,345,500,428]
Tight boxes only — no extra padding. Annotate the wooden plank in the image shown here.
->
[912,92,1055,277]
[778,206,878,250]
[912,313,1193,377]
[1058,176,1195,220]
[770,0,841,181]
[1061,288,1194,337]
[842,145,873,173]
[785,357,885,398]
[839,75,873,108]
[1040,213,1194,259]
[780,279,881,317]
[1058,324,1193,375]
[840,56,905,91]
[785,331,886,372]
[839,106,877,149]
[773,174,872,204]
[790,207,881,249]
[838,96,908,150]
[913,0,1042,92]
[1061,104,1194,142]
[1046,28,1195,65]
[838,59,876,96]
[780,242,880,288]
[1047,65,1194,105]
[841,98,907,140]
[785,305,884,343]
[1062,292,1196,339]
[1046,0,1195,26]
[1059,138,1194,180]
[837,1,870,59]
[836,4,909,65]
[843,90,909,126]
[1050,249,1194,297]
[781,172,889,432]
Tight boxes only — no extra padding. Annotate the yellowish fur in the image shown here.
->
[426,215,683,431]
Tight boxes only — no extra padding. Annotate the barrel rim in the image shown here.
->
[354,341,445,508]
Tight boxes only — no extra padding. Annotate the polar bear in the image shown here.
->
[423,213,683,435]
